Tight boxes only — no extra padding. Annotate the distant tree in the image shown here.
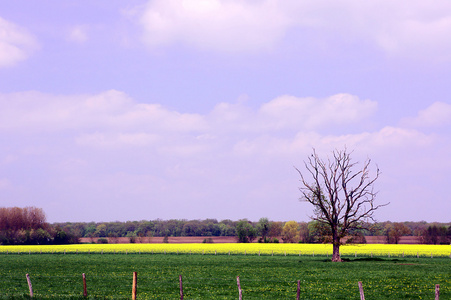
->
[404,221,427,237]
[308,221,332,243]
[54,230,68,244]
[182,221,200,236]
[0,207,47,232]
[392,223,411,244]
[422,225,448,244]
[423,225,439,244]
[135,221,154,238]
[126,231,137,243]
[257,218,270,242]
[298,222,311,243]
[268,221,283,239]
[296,148,387,261]
[235,220,257,243]
[282,221,299,243]
[367,222,385,236]
[84,223,96,237]
[94,224,107,237]
[29,228,52,245]
[205,220,221,236]
[218,222,235,236]
[0,207,53,245]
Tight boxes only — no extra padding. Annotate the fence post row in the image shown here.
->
[21,272,444,299]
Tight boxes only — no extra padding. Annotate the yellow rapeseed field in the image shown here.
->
[1,243,450,258]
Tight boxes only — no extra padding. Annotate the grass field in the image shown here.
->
[1,244,450,299]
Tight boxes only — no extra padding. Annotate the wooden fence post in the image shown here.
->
[132,272,138,300]
[296,280,300,300]
[435,284,440,300]
[358,281,365,300]
[179,275,184,300]
[237,276,242,300]
[82,273,87,297]
[26,274,33,298]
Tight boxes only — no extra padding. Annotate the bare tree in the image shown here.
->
[296,148,388,262]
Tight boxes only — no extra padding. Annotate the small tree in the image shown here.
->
[296,148,387,262]
[282,221,299,243]
[298,222,311,243]
[257,217,270,242]
[385,222,411,244]
[268,221,283,240]
[235,220,257,243]
[308,221,332,243]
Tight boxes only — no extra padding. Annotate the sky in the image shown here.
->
[0,1,450,223]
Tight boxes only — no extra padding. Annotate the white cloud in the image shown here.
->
[67,25,89,44]
[0,17,38,67]
[131,0,451,60]
[134,0,295,52]
[2,89,450,222]
[371,3,451,60]
[293,0,451,61]
[401,102,451,128]
[207,93,377,134]
[76,132,160,148]
[232,126,434,160]
[0,90,206,134]
[1,91,375,139]
[259,94,377,130]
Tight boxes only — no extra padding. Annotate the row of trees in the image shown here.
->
[1,207,449,245]
[56,218,451,244]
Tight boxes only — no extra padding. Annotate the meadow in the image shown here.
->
[0,244,450,299]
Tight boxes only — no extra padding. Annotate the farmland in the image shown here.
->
[1,244,450,299]
[1,243,451,257]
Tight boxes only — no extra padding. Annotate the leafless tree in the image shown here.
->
[296,148,388,262]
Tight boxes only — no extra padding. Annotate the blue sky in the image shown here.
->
[1,1,450,223]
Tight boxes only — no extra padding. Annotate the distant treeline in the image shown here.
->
[55,218,451,245]
[1,207,450,245]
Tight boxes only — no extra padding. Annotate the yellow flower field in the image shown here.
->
[1,243,450,258]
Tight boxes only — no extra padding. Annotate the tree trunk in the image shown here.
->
[332,234,342,262]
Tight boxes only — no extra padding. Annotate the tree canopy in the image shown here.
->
[296,148,388,261]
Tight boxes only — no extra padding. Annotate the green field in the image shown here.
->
[0,252,450,299]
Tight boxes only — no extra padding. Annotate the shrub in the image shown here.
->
[97,238,108,244]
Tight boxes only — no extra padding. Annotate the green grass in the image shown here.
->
[0,253,449,299]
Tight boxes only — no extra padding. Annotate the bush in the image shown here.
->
[162,236,169,243]
[202,238,214,243]
[273,238,279,243]
[97,238,108,244]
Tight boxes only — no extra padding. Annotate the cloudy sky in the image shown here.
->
[1,1,450,223]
